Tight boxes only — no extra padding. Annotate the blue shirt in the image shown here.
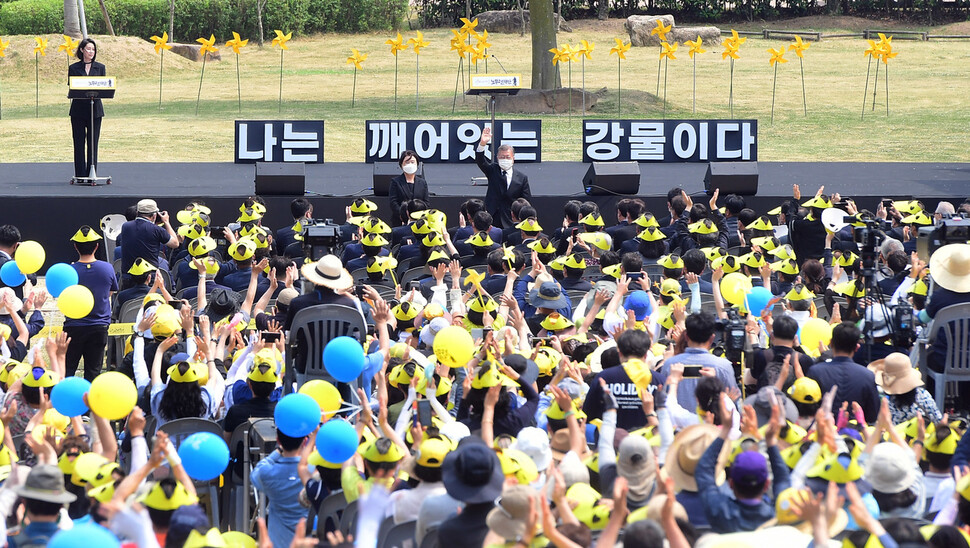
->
[657,348,738,411]
[252,450,306,548]
[119,217,171,272]
[807,356,880,423]
[66,260,118,327]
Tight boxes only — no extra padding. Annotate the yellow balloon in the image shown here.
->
[719,272,752,306]
[57,285,94,319]
[88,372,137,420]
[14,241,45,275]
[222,531,257,548]
[299,380,341,417]
[799,318,833,358]
[433,325,475,368]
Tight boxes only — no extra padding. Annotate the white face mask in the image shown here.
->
[498,158,514,171]
[402,163,418,175]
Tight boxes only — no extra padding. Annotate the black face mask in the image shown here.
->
[90,501,108,525]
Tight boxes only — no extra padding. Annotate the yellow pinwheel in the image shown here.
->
[721,42,740,60]
[879,45,898,64]
[722,32,744,117]
[476,29,491,51]
[386,32,407,56]
[877,33,892,48]
[460,17,479,35]
[0,37,9,57]
[725,29,747,48]
[685,37,705,114]
[58,35,79,58]
[768,48,788,123]
[609,38,632,115]
[768,47,787,65]
[651,20,672,42]
[577,39,594,59]
[660,41,678,60]
[789,35,809,58]
[789,36,810,116]
[347,48,367,107]
[407,31,430,55]
[609,38,629,59]
[686,36,706,58]
[34,37,48,56]
[463,269,486,293]
[225,32,248,55]
[194,35,218,114]
[150,32,172,54]
[272,30,292,50]
[450,32,466,57]
[549,46,568,66]
[470,44,486,64]
[865,34,897,118]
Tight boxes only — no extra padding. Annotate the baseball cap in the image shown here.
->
[136,199,160,214]
[730,451,769,489]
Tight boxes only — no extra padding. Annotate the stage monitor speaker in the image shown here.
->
[582,161,641,196]
[704,161,759,196]
[254,162,305,196]
[373,162,425,197]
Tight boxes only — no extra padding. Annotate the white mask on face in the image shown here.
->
[402,163,418,175]
[498,158,514,171]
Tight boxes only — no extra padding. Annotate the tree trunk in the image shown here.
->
[530,0,560,90]
[98,0,115,35]
[257,0,267,45]
[168,0,175,41]
[64,0,81,37]
[597,0,609,20]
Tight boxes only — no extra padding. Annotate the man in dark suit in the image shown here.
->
[475,126,532,230]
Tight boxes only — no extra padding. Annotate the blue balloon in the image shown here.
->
[0,261,25,287]
[274,393,322,437]
[50,523,120,548]
[46,263,79,298]
[323,336,365,383]
[50,377,91,417]
[745,286,775,317]
[316,419,358,464]
[178,432,230,481]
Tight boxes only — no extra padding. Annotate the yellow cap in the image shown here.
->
[740,252,766,268]
[901,211,933,226]
[771,258,799,275]
[660,278,682,297]
[563,254,587,269]
[711,255,740,273]
[189,256,221,276]
[71,452,109,486]
[140,479,199,511]
[229,239,257,261]
[658,254,684,269]
[410,218,433,235]
[471,361,518,389]
[422,233,446,248]
[769,244,796,261]
[578,232,611,251]
[187,236,217,257]
[366,256,398,274]
[87,482,116,503]
[688,219,718,235]
[415,436,454,468]
[833,281,865,298]
[167,362,203,384]
[515,218,543,232]
[748,217,775,231]
[751,236,779,251]
[177,224,205,240]
[468,295,498,313]
[633,213,660,228]
[541,313,574,332]
[579,213,605,227]
[467,232,495,248]
[128,258,158,276]
[785,284,814,301]
[637,227,666,242]
[351,198,378,215]
[361,233,389,247]
[498,448,539,484]
[835,252,859,267]
[184,528,228,548]
[70,225,102,243]
[801,195,833,209]
[700,247,726,261]
[22,366,57,388]
[238,208,263,223]
[361,437,406,463]
[393,301,420,322]
[363,217,392,235]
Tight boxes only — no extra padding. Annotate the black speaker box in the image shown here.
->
[254,162,305,196]
[704,162,759,196]
[582,161,641,196]
[373,162,425,197]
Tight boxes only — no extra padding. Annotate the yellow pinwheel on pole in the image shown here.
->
[460,17,479,84]
[651,20,672,96]
[0,37,9,119]
[660,41,678,118]
[194,34,218,115]
[385,32,408,112]
[767,47,788,124]
[609,38,631,116]
[722,30,745,118]
[346,48,367,108]
[271,30,292,113]
[57,35,79,77]
[225,32,248,113]
[33,37,48,118]
[451,29,469,112]
[406,31,430,112]
[870,34,896,116]
[476,29,491,72]
[576,39,594,114]
[150,32,173,109]
[789,36,810,116]
[684,37,706,114]
[861,39,878,120]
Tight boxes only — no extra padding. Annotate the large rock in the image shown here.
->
[493,88,600,114]
[625,15,721,47]
[625,14,676,47]
[473,10,573,34]
[169,43,222,62]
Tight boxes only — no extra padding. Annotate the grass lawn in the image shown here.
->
[1,16,969,163]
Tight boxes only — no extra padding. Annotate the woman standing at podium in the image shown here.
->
[68,38,105,179]
[388,150,430,226]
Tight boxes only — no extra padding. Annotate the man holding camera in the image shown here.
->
[119,199,179,288]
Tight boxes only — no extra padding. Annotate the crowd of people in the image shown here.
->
[0,172,969,548]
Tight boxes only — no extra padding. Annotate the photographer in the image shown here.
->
[119,199,179,288]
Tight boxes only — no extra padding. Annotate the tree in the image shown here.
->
[530,0,560,90]
[64,0,81,37]
[598,0,609,20]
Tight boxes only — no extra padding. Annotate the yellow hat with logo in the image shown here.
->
[228,239,257,261]
[184,528,228,548]
[367,256,398,274]
[71,225,102,242]
[187,236,216,257]
[700,247,726,261]
[515,218,543,233]
[468,295,498,313]
[393,301,420,322]
[787,377,821,404]
[658,254,684,270]
[471,361,518,389]
[688,219,718,235]
[580,213,605,227]
[748,216,774,231]
[361,233,389,248]
[167,362,202,384]
[140,479,199,511]
[361,437,405,463]
[23,366,57,389]
[769,244,796,261]
[363,217,392,235]
[637,227,666,242]
[634,213,660,228]
[835,252,859,268]
[527,238,555,254]
[711,255,740,273]
[422,233,446,248]
[579,232,611,251]
[498,448,539,485]
[740,252,767,269]
[771,258,799,275]
[751,236,779,251]
[177,223,205,240]
[128,258,158,276]
[785,284,814,301]
[415,436,454,468]
[902,211,933,226]
[541,313,574,332]
[189,256,221,276]
[467,232,495,248]
[350,198,378,215]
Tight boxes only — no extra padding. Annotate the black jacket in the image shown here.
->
[68,61,106,118]
[475,149,531,229]
[388,174,429,224]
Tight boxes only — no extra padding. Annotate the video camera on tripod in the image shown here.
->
[303,219,341,260]
[917,215,970,263]
[713,308,747,366]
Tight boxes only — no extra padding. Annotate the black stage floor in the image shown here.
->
[2,161,968,263]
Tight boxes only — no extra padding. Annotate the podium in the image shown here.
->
[68,77,116,186]
[466,74,521,160]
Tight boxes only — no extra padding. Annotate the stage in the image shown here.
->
[2,161,968,262]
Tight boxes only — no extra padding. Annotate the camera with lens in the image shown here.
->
[714,308,747,366]
[917,215,970,262]
[304,219,340,260]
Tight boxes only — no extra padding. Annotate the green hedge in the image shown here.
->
[0,0,406,38]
